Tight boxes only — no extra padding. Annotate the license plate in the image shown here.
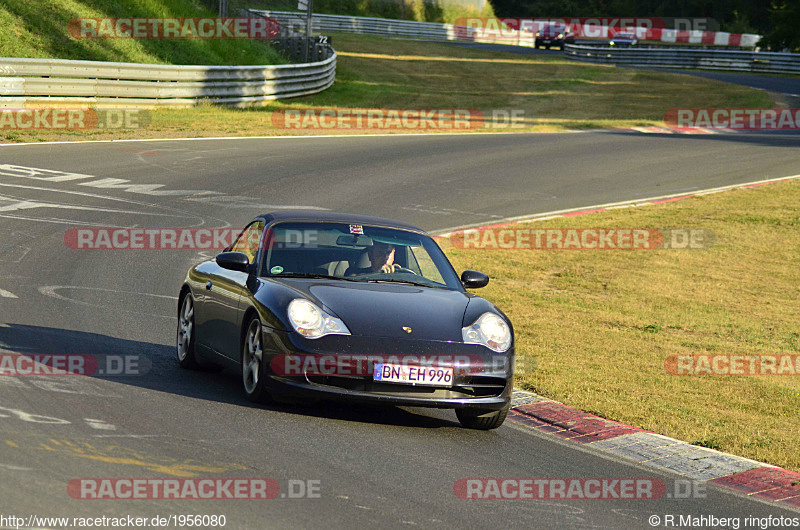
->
[373,363,453,387]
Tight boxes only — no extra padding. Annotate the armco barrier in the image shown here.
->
[563,43,800,74]
[0,42,336,108]
[246,9,472,41]
[247,10,759,48]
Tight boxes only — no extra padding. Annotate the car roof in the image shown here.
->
[258,210,426,233]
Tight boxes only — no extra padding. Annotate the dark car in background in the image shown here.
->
[534,23,575,50]
[177,211,515,429]
[610,31,639,47]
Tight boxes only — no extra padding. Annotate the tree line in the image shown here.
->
[488,0,799,50]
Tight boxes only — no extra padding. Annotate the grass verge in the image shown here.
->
[1,33,773,143]
[441,179,800,472]
[0,0,284,65]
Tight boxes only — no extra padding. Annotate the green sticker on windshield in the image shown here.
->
[270,266,284,274]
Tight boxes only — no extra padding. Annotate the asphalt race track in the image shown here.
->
[1,131,799,528]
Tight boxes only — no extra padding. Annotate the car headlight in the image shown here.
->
[462,312,512,352]
[287,299,350,339]
[535,32,540,37]
[557,33,563,38]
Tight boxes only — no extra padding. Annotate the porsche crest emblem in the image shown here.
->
[402,327,412,334]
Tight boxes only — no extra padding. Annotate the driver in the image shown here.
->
[351,241,401,274]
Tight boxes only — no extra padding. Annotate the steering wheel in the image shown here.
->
[392,266,418,275]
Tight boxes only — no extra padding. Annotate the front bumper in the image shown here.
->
[262,330,513,411]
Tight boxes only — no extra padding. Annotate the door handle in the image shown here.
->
[206,281,212,290]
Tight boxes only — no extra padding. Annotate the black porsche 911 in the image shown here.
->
[176,211,514,429]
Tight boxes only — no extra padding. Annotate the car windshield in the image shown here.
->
[260,222,463,290]
[615,33,635,38]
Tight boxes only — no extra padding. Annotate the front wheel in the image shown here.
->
[456,406,509,430]
[177,293,200,369]
[242,316,271,403]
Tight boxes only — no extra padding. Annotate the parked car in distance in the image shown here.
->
[534,23,575,50]
[610,32,639,47]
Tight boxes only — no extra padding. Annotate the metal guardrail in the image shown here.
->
[0,40,336,108]
[563,43,800,74]
[246,9,471,41]
[246,10,761,49]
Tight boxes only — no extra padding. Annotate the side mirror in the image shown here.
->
[461,270,489,289]
[216,251,250,273]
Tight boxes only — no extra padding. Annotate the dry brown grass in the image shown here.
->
[443,180,800,471]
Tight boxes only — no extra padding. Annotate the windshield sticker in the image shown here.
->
[270,265,284,274]
[349,225,364,235]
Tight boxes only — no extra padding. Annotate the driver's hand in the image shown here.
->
[379,248,397,273]
[380,263,400,274]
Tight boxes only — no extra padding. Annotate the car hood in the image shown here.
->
[276,279,471,341]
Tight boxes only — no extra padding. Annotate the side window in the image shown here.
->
[410,246,445,284]
[232,221,264,264]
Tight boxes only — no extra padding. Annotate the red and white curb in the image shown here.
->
[509,389,800,510]
[623,126,735,135]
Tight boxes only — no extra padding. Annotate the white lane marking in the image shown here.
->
[0,289,17,299]
[0,182,208,221]
[0,405,70,424]
[79,177,202,196]
[92,434,162,439]
[38,286,177,320]
[0,165,95,182]
[84,418,116,431]
[0,373,119,397]
[431,173,800,236]
[0,193,187,217]
[0,463,32,471]
[39,286,177,301]
[0,165,326,211]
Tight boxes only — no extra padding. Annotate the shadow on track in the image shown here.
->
[0,323,457,430]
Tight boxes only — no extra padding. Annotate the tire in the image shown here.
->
[456,406,509,430]
[176,293,200,369]
[242,315,272,403]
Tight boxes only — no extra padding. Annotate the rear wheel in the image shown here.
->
[177,293,200,369]
[242,315,271,403]
[456,406,509,430]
